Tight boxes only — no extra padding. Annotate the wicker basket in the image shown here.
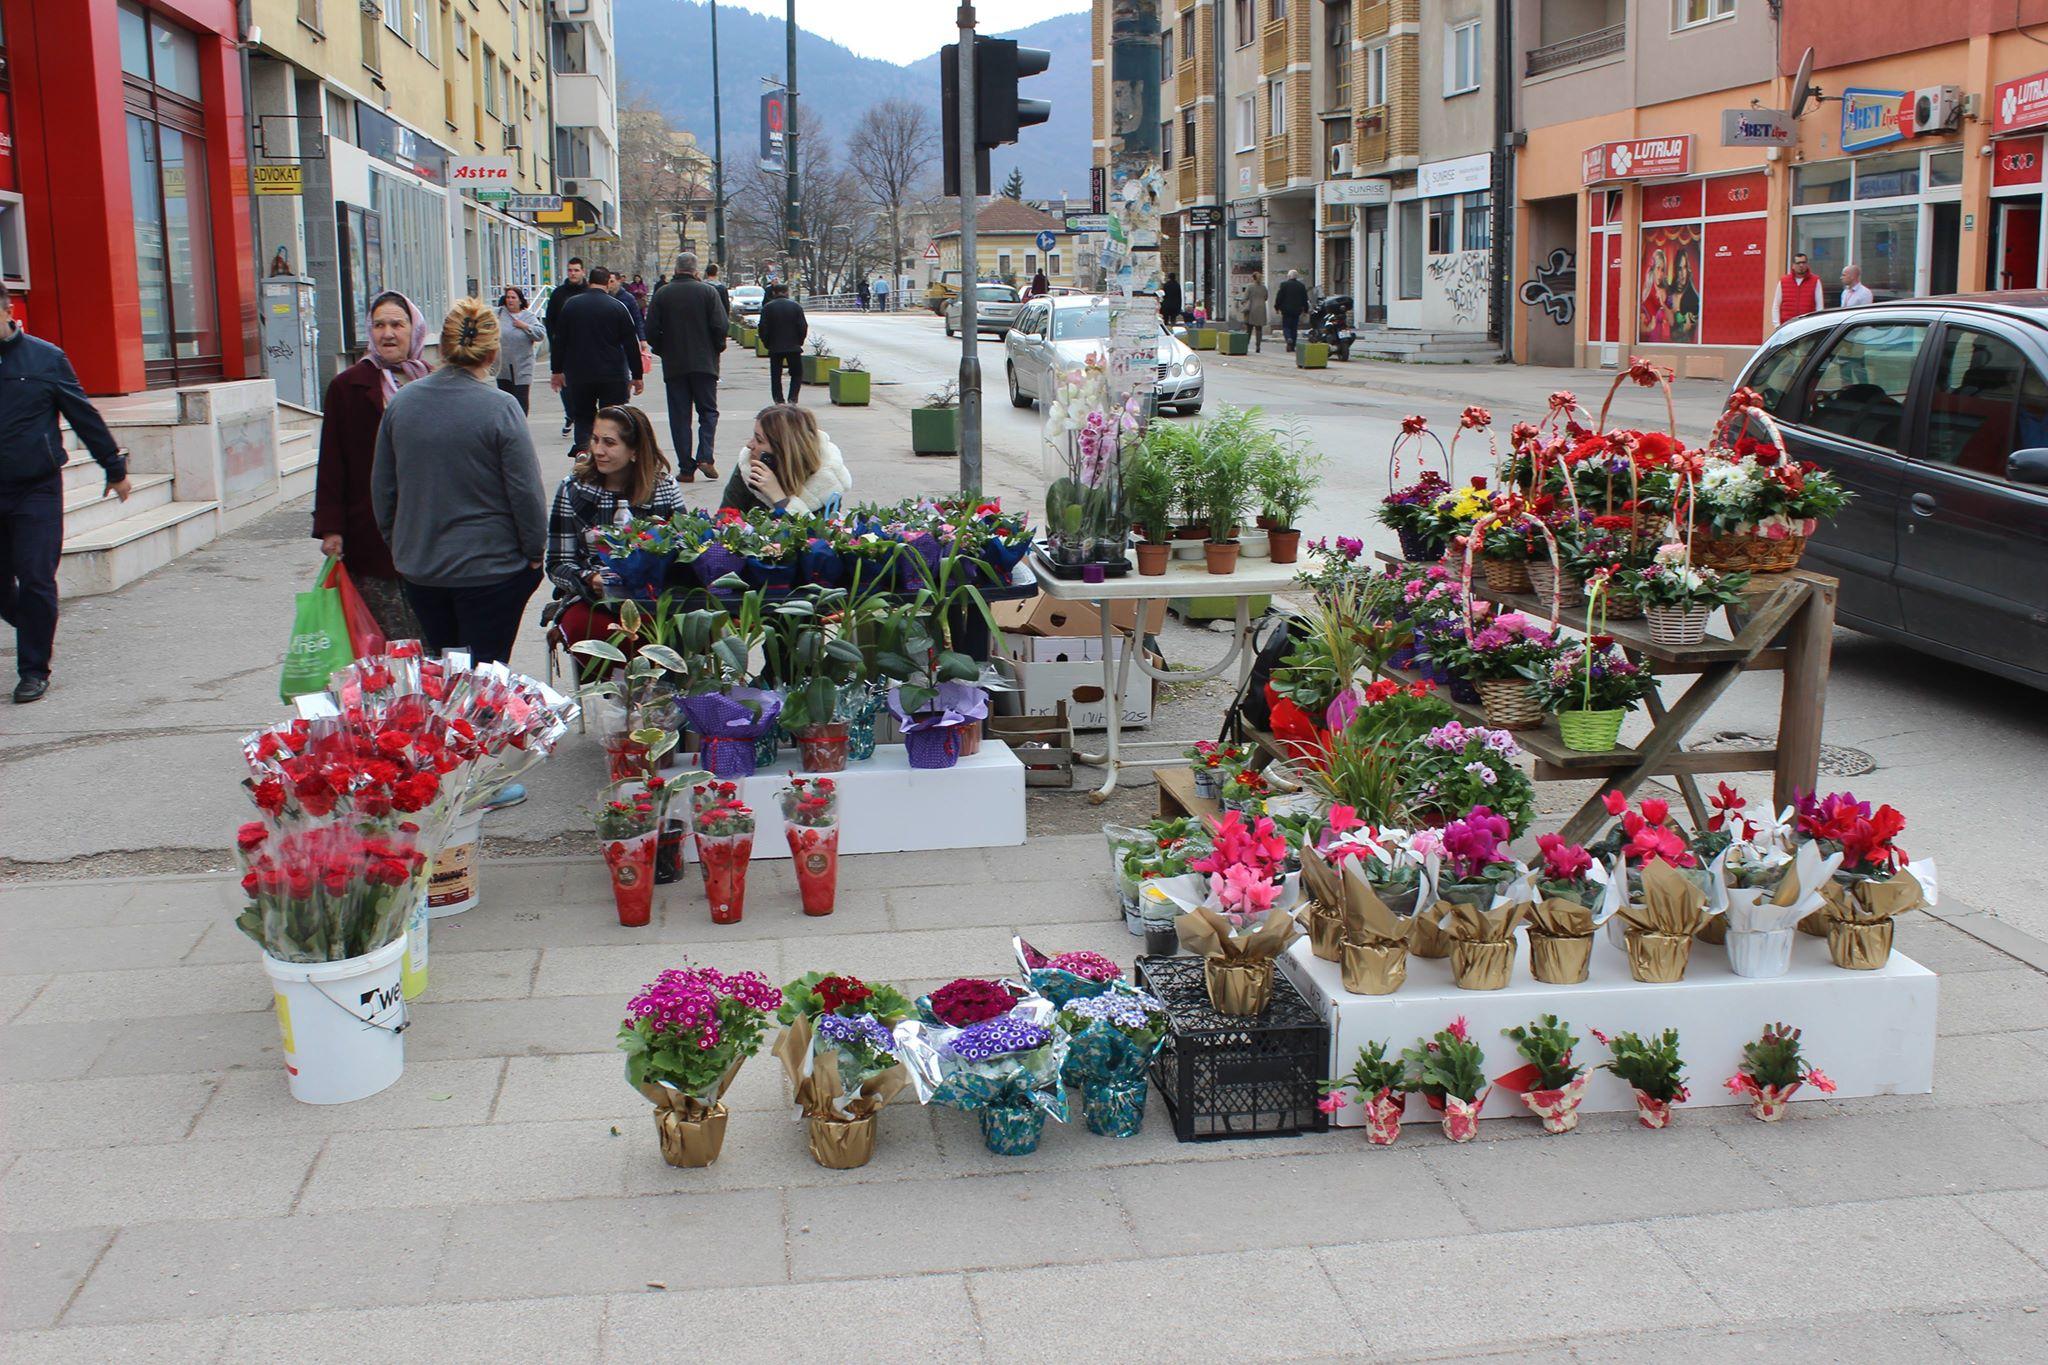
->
[1646,604,1713,647]
[1603,589,1645,620]
[1475,679,1545,731]
[1525,560,1584,607]
[1480,556,1535,595]
[1555,708,1624,753]
[1697,532,1806,574]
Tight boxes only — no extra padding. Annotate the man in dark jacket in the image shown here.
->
[542,257,589,435]
[549,266,644,456]
[645,252,730,479]
[704,263,733,319]
[756,284,809,404]
[1161,271,1182,328]
[0,282,129,703]
[1275,270,1310,352]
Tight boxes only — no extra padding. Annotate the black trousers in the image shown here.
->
[1281,312,1303,349]
[497,375,531,413]
[403,565,543,667]
[665,372,720,470]
[769,352,802,404]
[565,378,629,454]
[0,472,62,680]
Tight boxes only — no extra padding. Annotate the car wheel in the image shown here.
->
[1008,363,1033,409]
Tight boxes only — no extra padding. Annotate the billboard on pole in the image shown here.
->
[760,90,788,174]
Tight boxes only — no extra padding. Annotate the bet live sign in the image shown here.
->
[449,156,516,200]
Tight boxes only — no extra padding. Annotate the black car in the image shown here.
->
[1732,293,2048,689]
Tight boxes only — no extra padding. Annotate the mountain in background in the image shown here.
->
[614,0,1092,199]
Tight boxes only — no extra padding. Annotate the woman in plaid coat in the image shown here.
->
[542,404,687,646]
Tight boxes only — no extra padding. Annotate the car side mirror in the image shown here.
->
[2008,448,2048,487]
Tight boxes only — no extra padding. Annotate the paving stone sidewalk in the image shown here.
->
[3,834,2046,1363]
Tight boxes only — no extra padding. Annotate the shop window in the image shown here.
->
[121,2,220,384]
[1461,191,1492,251]
[1854,204,1918,300]
[1795,321,1930,452]
[1427,199,1454,254]
[1398,199,1423,297]
[1854,150,1919,201]
[1793,161,1851,206]
[1926,327,2047,480]
[371,168,450,327]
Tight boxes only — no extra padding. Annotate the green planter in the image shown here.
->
[828,368,870,405]
[1296,341,1330,369]
[803,354,840,384]
[1178,593,1272,622]
[1218,330,1249,355]
[1192,328,1217,351]
[738,325,758,349]
[911,405,960,454]
[1173,328,1195,347]
[755,338,770,358]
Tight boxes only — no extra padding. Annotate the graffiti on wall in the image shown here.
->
[1427,250,1490,324]
[1519,248,1575,325]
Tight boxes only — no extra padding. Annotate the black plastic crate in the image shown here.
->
[1136,954,1330,1142]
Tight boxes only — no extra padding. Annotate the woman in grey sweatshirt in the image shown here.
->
[372,299,549,666]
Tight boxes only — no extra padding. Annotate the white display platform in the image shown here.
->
[1280,931,1936,1127]
[673,742,1026,861]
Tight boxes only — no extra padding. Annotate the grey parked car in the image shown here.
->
[1003,294,1205,416]
[1731,293,2048,689]
[945,283,1022,337]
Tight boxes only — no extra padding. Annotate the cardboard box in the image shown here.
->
[991,594,1169,640]
[1005,651,1159,731]
[1013,634,1102,663]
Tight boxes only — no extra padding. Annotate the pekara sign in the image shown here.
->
[1994,69,2048,136]
[1581,137,1693,185]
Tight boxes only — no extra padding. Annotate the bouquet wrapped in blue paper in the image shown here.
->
[1012,935,1122,1008]
[1056,985,1170,1137]
[893,994,1070,1155]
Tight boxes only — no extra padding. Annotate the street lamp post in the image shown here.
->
[785,0,801,286]
[955,3,982,494]
[711,0,727,266]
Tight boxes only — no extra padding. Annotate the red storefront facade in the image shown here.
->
[1,0,256,396]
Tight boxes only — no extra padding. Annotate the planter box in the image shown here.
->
[911,405,960,455]
[803,354,841,384]
[1173,328,1194,347]
[1218,330,1249,355]
[738,326,758,349]
[1191,328,1217,351]
[755,339,771,358]
[828,368,870,405]
[1296,341,1330,369]
[1173,593,1272,622]
[1137,954,1331,1143]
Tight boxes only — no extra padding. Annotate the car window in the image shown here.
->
[978,285,1017,302]
[1791,321,1929,452]
[1924,325,2048,482]
[1052,306,1112,341]
[1746,331,1828,416]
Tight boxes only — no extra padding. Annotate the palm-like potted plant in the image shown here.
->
[1254,435,1321,566]
[913,380,961,455]
[827,354,870,406]
[1196,437,1251,575]
[802,335,840,385]
[764,589,868,772]
[1122,439,1176,576]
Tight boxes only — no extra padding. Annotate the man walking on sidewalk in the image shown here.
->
[1276,270,1310,352]
[758,284,809,404]
[549,266,643,456]
[543,257,589,436]
[645,252,730,480]
[0,281,129,703]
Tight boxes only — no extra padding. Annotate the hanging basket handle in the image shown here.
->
[1579,574,1612,714]
[1448,406,1500,485]
[1388,415,1451,489]
[1460,507,1563,634]
[1598,356,1680,440]
[1539,389,1591,439]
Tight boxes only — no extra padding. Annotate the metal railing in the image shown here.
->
[1525,23,1625,77]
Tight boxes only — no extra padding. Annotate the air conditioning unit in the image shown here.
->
[1911,85,1962,136]
[561,179,580,197]
[503,127,522,152]
[1330,143,1353,176]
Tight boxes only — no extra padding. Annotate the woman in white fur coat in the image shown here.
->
[717,402,854,516]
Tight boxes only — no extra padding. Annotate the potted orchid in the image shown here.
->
[1319,1040,1410,1146]
[1404,1017,1490,1142]
[1502,1015,1590,1134]
[1433,609,1562,731]
[1594,1026,1689,1129]
[1726,1021,1837,1121]
[1042,354,1138,569]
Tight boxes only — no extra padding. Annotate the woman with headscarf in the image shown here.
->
[312,289,430,641]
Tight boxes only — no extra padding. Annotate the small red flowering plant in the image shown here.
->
[1725,1021,1835,1109]
[924,977,1018,1028]
[593,786,660,841]
[777,971,912,1027]
[618,965,785,1104]
[1793,789,1909,880]
[1591,789,1703,874]
[695,798,755,838]
[776,775,838,828]
[1402,1016,1488,1105]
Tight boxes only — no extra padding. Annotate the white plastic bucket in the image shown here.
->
[1726,927,1796,979]
[262,937,408,1104]
[428,809,485,918]
[402,889,429,999]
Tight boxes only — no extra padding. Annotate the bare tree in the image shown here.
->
[617,87,713,277]
[845,99,937,307]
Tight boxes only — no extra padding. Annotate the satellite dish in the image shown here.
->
[1789,46,1820,119]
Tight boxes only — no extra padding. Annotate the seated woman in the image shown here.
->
[543,404,688,646]
[717,402,854,517]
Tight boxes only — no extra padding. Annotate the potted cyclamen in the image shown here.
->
[1502,1014,1591,1134]
[778,776,840,916]
[1319,1040,1410,1146]
[1794,789,1928,965]
[594,783,662,928]
[1595,1026,1689,1129]
[1526,834,1617,984]
[1726,1021,1837,1121]
[1437,609,1560,731]
[827,354,870,406]
[1631,549,1751,647]
[692,788,756,925]
[621,966,784,1167]
[1526,637,1652,754]
[1435,807,1528,991]
[1404,1017,1489,1142]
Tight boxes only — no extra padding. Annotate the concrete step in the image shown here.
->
[279,428,319,500]
[62,471,174,538]
[58,499,219,598]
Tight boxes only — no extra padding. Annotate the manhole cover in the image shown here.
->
[1684,731,1876,778]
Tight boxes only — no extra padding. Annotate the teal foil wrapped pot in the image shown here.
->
[839,682,885,762]
[753,727,782,767]
[978,1101,1047,1155]
[1081,1078,1149,1138]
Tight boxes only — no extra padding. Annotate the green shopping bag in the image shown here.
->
[279,558,358,701]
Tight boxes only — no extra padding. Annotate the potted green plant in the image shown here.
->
[1253,435,1321,566]
[1122,439,1176,576]
[764,589,868,772]
[1502,1014,1591,1134]
[802,336,841,385]
[912,381,961,455]
[828,354,870,406]
[1195,433,1250,575]
[1595,1026,1689,1128]
[1403,1018,1489,1142]
[1319,1039,1410,1145]
[1524,639,1653,753]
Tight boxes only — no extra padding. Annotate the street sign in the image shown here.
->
[1035,229,1057,252]
[449,156,515,191]
[506,194,563,214]
[923,240,940,259]
[1090,165,1107,214]
[1064,214,1111,233]
[1231,216,1268,239]
[1187,205,1222,228]
[252,164,303,196]
[1721,108,1795,148]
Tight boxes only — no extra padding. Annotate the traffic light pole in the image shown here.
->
[955,3,982,494]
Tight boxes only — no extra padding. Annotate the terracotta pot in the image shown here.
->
[1135,541,1171,575]
[1267,528,1301,564]
[794,722,850,773]
[956,719,983,757]
[1203,541,1241,575]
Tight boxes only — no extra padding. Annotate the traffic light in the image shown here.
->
[941,38,1052,197]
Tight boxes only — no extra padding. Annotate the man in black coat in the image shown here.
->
[0,281,129,703]
[542,257,589,435]
[1161,271,1182,328]
[645,252,730,479]
[704,263,733,319]
[756,284,809,404]
[1275,270,1310,352]
[549,266,644,456]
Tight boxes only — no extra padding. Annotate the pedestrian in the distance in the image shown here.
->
[1242,272,1270,352]
[603,269,645,338]
[1839,263,1873,309]
[1276,270,1310,352]
[494,286,544,413]
[704,263,732,319]
[373,299,548,668]
[1030,268,1051,299]
[1775,252,1824,326]
[0,279,128,704]
[873,276,890,313]
[1161,271,1183,328]
[627,274,649,308]
[856,277,871,311]
[312,289,427,644]
[550,266,644,457]
[758,283,809,405]
[543,257,589,437]
[542,404,688,648]
[644,251,730,481]
[718,403,853,516]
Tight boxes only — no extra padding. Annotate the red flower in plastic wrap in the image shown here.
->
[929,978,1015,1028]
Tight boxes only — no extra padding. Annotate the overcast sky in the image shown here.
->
[717,1,1087,65]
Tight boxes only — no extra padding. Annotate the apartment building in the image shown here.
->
[249,0,557,387]
[551,0,621,243]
